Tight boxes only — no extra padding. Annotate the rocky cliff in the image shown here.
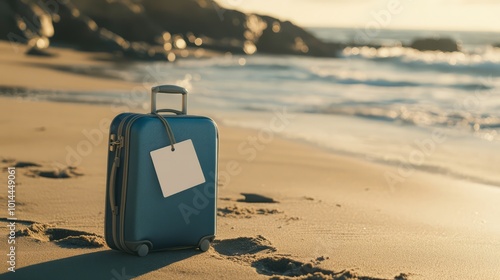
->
[0,0,341,60]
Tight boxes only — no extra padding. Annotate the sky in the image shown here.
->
[216,0,500,31]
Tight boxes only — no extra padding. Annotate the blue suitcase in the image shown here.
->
[104,85,218,256]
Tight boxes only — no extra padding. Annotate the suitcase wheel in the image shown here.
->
[199,239,210,252]
[137,244,149,257]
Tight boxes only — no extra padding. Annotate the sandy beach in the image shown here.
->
[1,41,500,280]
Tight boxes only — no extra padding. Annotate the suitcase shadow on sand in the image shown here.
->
[0,249,199,279]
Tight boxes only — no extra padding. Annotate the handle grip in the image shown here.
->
[151,85,188,114]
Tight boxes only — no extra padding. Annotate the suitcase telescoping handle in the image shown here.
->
[151,85,188,115]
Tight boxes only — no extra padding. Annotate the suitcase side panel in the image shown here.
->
[122,115,218,250]
[104,112,136,250]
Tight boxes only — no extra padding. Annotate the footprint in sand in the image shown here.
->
[218,193,282,219]
[28,166,84,179]
[252,256,333,278]
[2,159,83,179]
[1,159,41,169]
[213,235,276,257]
[217,205,283,219]
[13,161,42,168]
[251,256,407,280]
[213,235,409,280]
[16,223,104,248]
[252,255,409,280]
[238,193,278,204]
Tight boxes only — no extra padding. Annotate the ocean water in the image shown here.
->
[11,28,500,187]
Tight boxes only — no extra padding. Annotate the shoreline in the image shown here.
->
[2,90,500,190]
[213,109,500,189]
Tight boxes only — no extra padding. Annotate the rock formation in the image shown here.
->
[409,37,461,52]
[0,0,342,60]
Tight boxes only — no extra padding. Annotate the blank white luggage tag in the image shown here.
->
[150,139,206,198]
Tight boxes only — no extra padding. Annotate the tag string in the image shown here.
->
[153,112,176,151]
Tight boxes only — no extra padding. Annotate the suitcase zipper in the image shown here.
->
[108,135,123,215]
[109,114,134,252]
[117,114,143,254]
[109,134,122,152]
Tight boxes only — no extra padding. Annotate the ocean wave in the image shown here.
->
[310,103,500,141]
[126,52,499,94]
[172,54,497,91]
[307,73,493,91]
[214,62,293,71]
[342,46,500,77]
